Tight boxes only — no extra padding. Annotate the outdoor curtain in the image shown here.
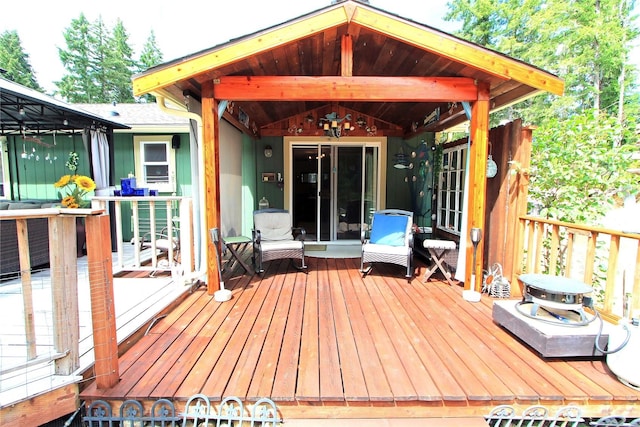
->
[83,129,110,191]
[454,102,472,282]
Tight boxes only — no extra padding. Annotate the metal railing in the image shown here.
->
[83,395,282,426]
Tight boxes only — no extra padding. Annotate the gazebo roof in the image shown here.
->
[0,78,129,134]
[133,0,563,135]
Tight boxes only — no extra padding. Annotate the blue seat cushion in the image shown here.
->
[369,214,407,246]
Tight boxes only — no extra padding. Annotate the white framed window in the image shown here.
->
[0,136,9,199]
[437,144,467,235]
[133,135,176,193]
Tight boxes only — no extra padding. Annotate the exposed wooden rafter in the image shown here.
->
[213,76,479,102]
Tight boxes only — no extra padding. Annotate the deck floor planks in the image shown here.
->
[79,252,640,417]
[148,271,256,398]
[246,264,299,400]
[415,279,514,401]
[433,285,601,402]
[365,269,443,401]
[570,359,640,402]
[81,286,215,398]
[128,292,223,398]
[295,257,321,401]
[317,258,347,401]
[390,274,492,401]
[199,263,281,399]
[426,282,538,401]
[354,268,418,401]
[172,261,282,397]
[341,258,395,400]
[380,271,467,402]
[327,258,369,401]
[271,267,308,401]
[217,264,289,399]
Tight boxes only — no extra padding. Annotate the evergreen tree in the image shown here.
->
[445,0,640,223]
[56,14,137,103]
[0,30,42,91]
[107,19,136,103]
[57,13,100,102]
[137,30,164,103]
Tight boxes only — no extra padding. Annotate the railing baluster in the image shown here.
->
[603,235,621,313]
[549,224,560,275]
[517,215,640,320]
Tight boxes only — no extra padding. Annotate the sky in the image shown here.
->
[0,0,459,94]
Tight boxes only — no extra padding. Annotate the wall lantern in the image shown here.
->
[264,145,273,158]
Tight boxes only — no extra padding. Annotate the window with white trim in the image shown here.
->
[437,144,466,235]
[133,135,176,193]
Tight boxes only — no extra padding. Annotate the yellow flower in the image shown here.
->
[54,175,72,188]
[61,196,76,207]
[75,175,96,192]
[54,173,95,209]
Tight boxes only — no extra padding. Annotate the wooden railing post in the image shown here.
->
[16,218,37,360]
[86,213,119,389]
[48,215,80,375]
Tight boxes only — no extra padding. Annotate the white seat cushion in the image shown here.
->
[423,239,456,250]
[259,240,303,251]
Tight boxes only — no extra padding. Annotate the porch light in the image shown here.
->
[264,145,273,158]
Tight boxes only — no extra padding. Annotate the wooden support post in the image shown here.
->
[202,80,222,294]
[48,215,79,375]
[464,82,490,290]
[510,126,533,294]
[16,218,36,360]
[86,213,119,388]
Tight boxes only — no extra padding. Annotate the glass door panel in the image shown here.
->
[291,142,379,242]
[363,146,378,235]
[336,146,363,240]
[318,145,332,241]
[292,146,319,239]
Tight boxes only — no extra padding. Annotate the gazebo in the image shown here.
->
[131,0,563,294]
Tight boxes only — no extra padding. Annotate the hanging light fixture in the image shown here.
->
[319,112,352,138]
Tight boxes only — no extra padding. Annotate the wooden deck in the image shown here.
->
[80,255,640,420]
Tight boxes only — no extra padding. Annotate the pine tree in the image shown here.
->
[107,19,136,103]
[137,30,164,103]
[57,13,99,102]
[0,30,42,91]
[56,14,137,103]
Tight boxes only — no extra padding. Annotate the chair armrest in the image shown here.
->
[253,229,262,244]
[361,229,368,244]
[292,227,306,241]
[408,232,414,249]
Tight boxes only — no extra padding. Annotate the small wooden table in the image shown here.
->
[422,239,457,286]
[222,235,253,274]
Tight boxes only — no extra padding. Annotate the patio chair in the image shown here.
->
[139,225,180,264]
[252,208,307,274]
[360,209,414,278]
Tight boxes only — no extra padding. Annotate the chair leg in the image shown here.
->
[360,258,372,276]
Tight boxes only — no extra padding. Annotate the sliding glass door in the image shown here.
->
[291,142,379,242]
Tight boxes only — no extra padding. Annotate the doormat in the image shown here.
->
[305,245,327,251]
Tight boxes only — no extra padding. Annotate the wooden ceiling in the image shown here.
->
[133,0,563,138]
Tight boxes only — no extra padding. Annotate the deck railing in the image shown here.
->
[92,196,194,277]
[0,208,99,376]
[513,215,640,321]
